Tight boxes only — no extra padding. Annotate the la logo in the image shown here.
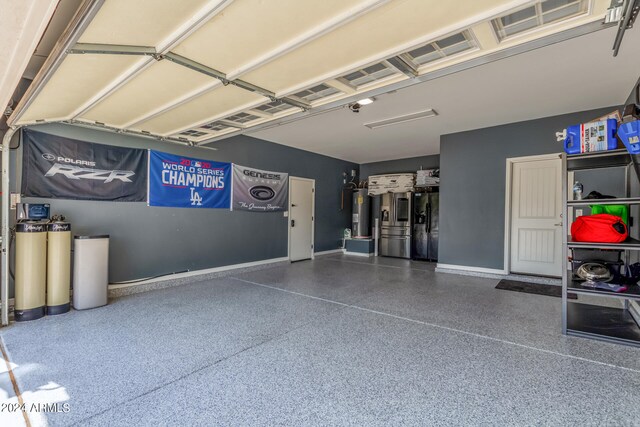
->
[190,188,203,206]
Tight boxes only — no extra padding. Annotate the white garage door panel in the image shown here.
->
[77,0,212,47]
[10,0,616,150]
[81,60,215,127]
[19,54,145,123]
[241,0,510,94]
[173,0,377,75]
[132,84,266,135]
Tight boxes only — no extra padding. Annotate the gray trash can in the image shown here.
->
[73,235,109,310]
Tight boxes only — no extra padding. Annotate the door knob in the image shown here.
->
[291,219,295,227]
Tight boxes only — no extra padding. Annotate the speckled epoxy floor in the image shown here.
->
[1,254,640,426]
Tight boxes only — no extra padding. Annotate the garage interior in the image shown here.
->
[2,0,640,425]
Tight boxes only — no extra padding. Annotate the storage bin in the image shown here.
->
[617,120,640,154]
[564,118,618,154]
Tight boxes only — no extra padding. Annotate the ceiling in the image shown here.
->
[8,0,624,155]
[0,0,59,116]
[252,24,640,163]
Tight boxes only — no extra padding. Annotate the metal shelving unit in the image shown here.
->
[562,149,640,347]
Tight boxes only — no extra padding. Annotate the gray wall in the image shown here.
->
[360,154,439,180]
[17,123,356,282]
[625,76,639,106]
[438,106,619,270]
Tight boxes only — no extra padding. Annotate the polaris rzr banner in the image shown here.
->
[232,164,288,212]
[148,150,231,208]
[21,130,147,201]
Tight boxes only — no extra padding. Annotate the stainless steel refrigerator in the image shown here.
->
[412,191,439,261]
[379,192,412,258]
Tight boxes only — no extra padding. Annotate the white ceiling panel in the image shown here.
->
[18,54,145,123]
[78,0,213,47]
[132,84,266,135]
[0,0,58,114]
[240,0,526,95]
[80,60,215,127]
[172,0,383,75]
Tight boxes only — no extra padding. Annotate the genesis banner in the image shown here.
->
[232,164,288,212]
[21,129,147,201]
[148,150,231,208]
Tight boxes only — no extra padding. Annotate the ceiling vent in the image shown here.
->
[364,109,438,130]
[492,0,589,41]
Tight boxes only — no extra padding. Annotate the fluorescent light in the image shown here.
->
[356,98,374,105]
[364,109,438,130]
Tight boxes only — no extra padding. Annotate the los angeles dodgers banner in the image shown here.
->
[21,129,147,201]
[148,150,231,208]
[232,164,288,212]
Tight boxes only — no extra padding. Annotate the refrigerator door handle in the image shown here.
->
[389,194,398,225]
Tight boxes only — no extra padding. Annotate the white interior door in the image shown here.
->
[289,177,314,261]
[510,157,562,277]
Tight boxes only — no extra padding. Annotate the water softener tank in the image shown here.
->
[352,189,371,238]
[47,222,71,315]
[15,222,47,321]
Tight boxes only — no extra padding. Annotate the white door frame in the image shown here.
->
[287,176,315,261]
[504,153,562,274]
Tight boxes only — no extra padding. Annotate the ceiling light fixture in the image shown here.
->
[364,109,438,129]
[349,97,375,113]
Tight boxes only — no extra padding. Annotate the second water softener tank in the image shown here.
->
[352,189,371,238]
[47,222,71,315]
[15,222,47,321]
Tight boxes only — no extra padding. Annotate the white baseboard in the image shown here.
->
[343,250,373,257]
[314,249,343,256]
[435,263,562,284]
[436,263,507,275]
[108,257,289,290]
